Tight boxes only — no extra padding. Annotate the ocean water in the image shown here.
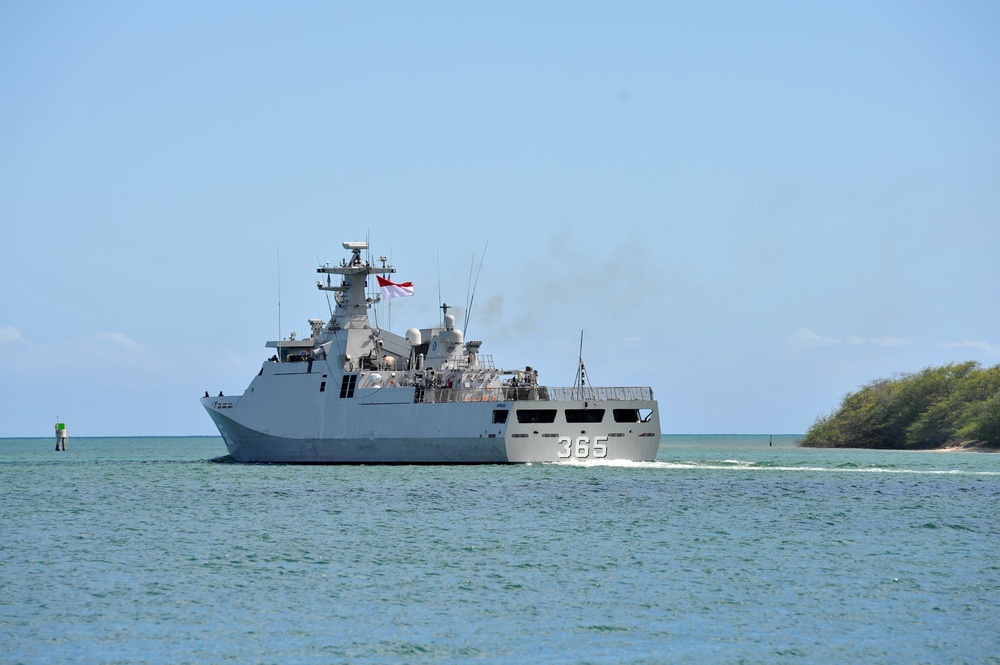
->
[2,435,998,664]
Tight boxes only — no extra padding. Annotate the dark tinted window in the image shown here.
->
[565,409,605,423]
[613,408,640,423]
[340,374,357,398]
[492,410,509,424]
[516,409,557,424]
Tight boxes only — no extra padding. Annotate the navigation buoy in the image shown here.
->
[55,422,68,451]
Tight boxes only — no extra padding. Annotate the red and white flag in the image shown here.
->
[377,276,415,300]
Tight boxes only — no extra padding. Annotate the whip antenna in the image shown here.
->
[463,240,489,335]
[277,246,282,361]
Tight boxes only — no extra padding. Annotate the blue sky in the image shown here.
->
[2,1,998,436]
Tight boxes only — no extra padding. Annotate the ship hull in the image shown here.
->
[202,395,660,464]
[206,407,510,463]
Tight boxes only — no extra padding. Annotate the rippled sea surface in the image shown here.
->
[2,435,999,664]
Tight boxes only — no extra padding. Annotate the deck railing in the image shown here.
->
[414,385,653,404]
[546,386,654,402]
[439,354,497,371]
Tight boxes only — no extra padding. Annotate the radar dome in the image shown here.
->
[406,328,422,346]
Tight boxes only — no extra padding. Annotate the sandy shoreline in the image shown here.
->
[801,444,998,453]
[926,445,999,453]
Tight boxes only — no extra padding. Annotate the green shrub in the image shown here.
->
[803,362,1000,449]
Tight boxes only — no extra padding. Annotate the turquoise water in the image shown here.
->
[2,435,998,663]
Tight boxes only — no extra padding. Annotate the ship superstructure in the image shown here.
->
[201,242,660,463]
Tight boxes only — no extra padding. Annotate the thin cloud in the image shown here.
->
[848,334,912,347]
[0,325,25,343]
[868,337,913,348]
[938,340,1000,354]
[97,332,144,353]
[795,329,913,349]
[791,327,841,347]
[1,332,151,378]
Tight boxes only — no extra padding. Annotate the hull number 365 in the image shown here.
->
[557,436,608,459]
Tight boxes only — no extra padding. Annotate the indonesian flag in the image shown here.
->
[377,276,415,300]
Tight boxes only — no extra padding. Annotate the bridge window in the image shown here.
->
[492,410,509,424]
[339,374,357,398]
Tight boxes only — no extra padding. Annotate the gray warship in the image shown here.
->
[201,241,661,463]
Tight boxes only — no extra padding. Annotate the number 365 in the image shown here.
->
[558,436,608,459]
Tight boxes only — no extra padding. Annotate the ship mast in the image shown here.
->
[573,330,587,389]
[315,242,394,330]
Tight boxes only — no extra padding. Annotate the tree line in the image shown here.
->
[802,361,1000,449]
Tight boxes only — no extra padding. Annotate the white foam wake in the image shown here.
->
[544,459,1000,476]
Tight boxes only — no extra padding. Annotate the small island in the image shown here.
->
[802,361,1000,450]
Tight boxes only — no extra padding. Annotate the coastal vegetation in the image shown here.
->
[802,362,1000,450]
